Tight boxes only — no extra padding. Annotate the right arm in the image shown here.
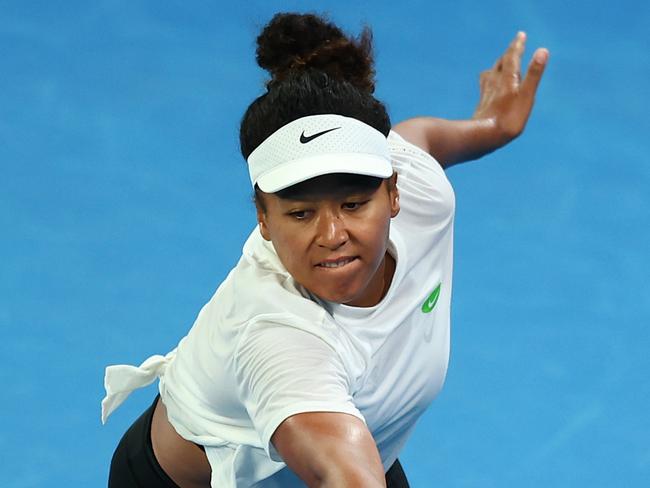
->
[272,412,386,488]
[235,321,385,487]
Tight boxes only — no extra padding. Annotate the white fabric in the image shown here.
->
[247,114,392,192]
[101,130,455,486]
[101,351,175,424]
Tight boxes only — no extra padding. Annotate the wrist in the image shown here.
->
[473,117,510,153]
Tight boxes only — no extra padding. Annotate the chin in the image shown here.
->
[321,285,368,306]
[320,292,354,304]
[310,285,357,304]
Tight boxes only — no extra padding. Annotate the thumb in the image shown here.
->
[521,48,549,100]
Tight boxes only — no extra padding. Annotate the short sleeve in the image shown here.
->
[233,319,365,462]
[388,130,455,230]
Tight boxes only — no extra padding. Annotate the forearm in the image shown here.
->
[394,116,508,168]
[427,116,509,167]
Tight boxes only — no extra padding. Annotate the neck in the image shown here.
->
[346,250,396,308]
[380,251,396,300]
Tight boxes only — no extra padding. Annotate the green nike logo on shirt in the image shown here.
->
[421,283,441,313]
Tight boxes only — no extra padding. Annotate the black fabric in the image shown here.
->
[108,395,409,487]
[386,458,410,488]
[108,395,179,488]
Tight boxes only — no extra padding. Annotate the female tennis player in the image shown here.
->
[102,12,548,488]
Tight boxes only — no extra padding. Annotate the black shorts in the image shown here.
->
[108,395,179,487]
[108,395,410,487]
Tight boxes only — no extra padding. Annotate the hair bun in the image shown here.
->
[256,13,376,93]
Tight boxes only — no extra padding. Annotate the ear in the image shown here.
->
[388,172,400,218]
[256,206,272,241]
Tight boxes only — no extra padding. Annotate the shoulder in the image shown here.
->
[388,130,446,180]
[387,130,455,219]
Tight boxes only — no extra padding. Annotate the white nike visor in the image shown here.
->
[247,114,393,193]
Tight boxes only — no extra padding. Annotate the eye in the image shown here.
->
[288,210,309,220]
[342,200,368,210]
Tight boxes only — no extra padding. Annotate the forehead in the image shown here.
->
[274,173,384,202]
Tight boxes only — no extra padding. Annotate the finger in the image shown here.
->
[521,48,549,100]
[492,55,503,72]
[502,31,526,79]
[479,70,490,92]
[492,31,525,74]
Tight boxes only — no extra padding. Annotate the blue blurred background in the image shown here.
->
[1,0,649,486]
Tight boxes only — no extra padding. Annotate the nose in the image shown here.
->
[315,209,348,249]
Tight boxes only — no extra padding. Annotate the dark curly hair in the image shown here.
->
[240,13,391,206]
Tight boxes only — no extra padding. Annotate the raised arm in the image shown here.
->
[393,31,549,167]
[272,412,386,487]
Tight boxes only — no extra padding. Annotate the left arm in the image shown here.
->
[393,31,549,167]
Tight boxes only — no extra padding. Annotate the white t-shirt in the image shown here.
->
[101,131,455,487]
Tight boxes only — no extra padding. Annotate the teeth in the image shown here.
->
[320,258,354,268]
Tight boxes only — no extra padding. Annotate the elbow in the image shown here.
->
[310,459,386,488]
[289,449,385,488]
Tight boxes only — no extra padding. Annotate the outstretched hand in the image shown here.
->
[473,31,549,145]
[392,31,549,166]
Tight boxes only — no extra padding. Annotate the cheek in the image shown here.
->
[272,234,309,275]
[361,214,391,250]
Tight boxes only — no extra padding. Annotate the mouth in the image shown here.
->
[316,256,359,269]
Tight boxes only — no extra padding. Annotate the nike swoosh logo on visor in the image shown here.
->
[299,127,341,144]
